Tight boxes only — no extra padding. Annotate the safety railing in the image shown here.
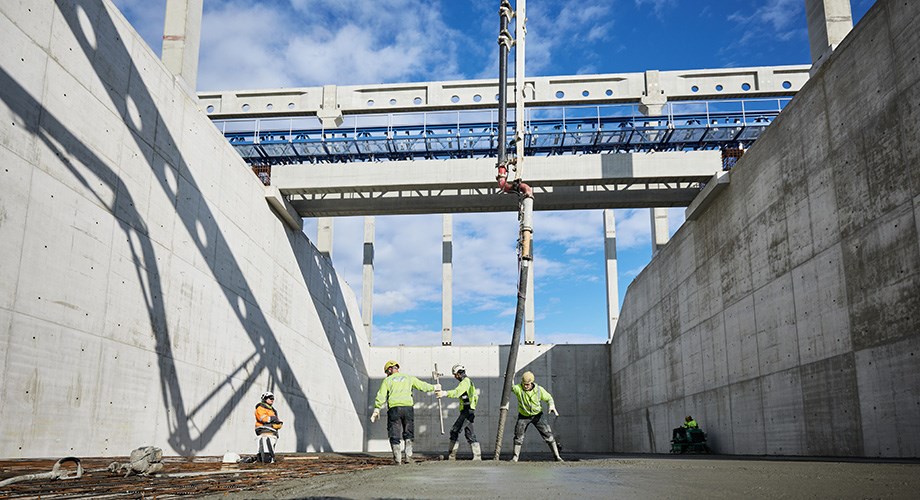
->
[213,98,791,165]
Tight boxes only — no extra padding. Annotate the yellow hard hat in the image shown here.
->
[521,371,535,384]
[384,360,399,373]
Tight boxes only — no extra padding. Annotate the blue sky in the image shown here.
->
[113,0,874,346]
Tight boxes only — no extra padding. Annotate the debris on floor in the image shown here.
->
[0,453,408,498]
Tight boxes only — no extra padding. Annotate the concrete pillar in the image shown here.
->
[604,210,620,343]
[317,217,333,259]
[524,261,535,345]
[805,0,853,71]
[650,208,669,255]
[362,217,375,343]
[161,0,203,91]
[442,214,453,346]
[639,70,667,116]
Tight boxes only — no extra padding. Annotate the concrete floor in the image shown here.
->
[210,454,920,499]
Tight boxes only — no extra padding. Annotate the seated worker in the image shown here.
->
[672,415,697,442]
[253,392,283,463]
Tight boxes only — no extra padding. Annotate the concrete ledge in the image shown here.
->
[264,185,303,231]
[685,171,730,221]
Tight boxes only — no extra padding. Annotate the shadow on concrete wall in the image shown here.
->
[0,0,364,455]
[294,240,369,443]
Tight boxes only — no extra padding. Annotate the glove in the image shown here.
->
[549,405,559,416]
[268,416,281,424]
[370,408,380,423]
[433,383,442,392]
[435,390,448,398]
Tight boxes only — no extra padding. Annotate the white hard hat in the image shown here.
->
[261,392,275,401]
[452,364,466,374]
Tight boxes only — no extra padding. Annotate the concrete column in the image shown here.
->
[362,217,375,343]
[604,210,620,343]
[639,70,667,116]
[442,214,453,346]
[161,0,203,91]
[317,217,333,259]
[650,208,669,255]
[525,260,535,344]
[805,0,853,71]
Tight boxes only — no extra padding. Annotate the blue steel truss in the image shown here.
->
[213,98,790,165]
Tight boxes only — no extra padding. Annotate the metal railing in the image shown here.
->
[212,98,791,165]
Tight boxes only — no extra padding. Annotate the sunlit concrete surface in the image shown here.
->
[211,454,920,500]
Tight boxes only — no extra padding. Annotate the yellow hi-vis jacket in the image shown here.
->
[445,376,478,411]
[374,373,435,409]
[684,419,698,429]
[512,383,554,417]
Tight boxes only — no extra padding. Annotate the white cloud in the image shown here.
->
[185,0,469,90]
[725,0,805,46]
[635,0,678,17]
[613,208,654,250]
[525,0,615,75]
[111,0,166,54]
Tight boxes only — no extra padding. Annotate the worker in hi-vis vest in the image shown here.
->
[371,360,439,464]
[511,371,563,462]
[435,364,481,460]
[252,392,283,463]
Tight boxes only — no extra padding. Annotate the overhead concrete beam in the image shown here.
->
[275,152,717,216]
[273,152,721,195]
[197,65,809,120]
[264,185,303,231]
[685,170,730,221]
[286,186,703,217]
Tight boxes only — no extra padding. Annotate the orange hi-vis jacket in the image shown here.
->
[255,402,278,432]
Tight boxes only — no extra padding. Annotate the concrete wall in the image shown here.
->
[0,0,370,458]
[610,0,920,457]
[366,345,612,455]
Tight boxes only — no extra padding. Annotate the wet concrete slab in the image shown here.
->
[211,454,920,499]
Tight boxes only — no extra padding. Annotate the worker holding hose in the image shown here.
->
[510,371,563,462]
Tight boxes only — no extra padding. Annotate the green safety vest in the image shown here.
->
[374,373,434,408]
[684,419,698,429]
[446,376,478,410]
[512,383,554,417]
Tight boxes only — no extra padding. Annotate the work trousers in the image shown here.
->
[387,406,415,445]
[256,430,278,463]
[449,408,478,443]
[513,411,555,445]
[672,427,687,441]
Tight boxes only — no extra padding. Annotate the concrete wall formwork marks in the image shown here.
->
[0,0,370,458]
[610,0,920,458]
[366,345,612,455]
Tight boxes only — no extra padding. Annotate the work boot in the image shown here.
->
[548,440,564,462]
[471,442,482,461]
[447,440,459,461]
[404,439,416,464]
[391,444,402,465]
[511,444,522,462]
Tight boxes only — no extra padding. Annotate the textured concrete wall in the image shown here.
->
[0,0,369,458]
[611,0,920,457]
[366,345,612,455]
